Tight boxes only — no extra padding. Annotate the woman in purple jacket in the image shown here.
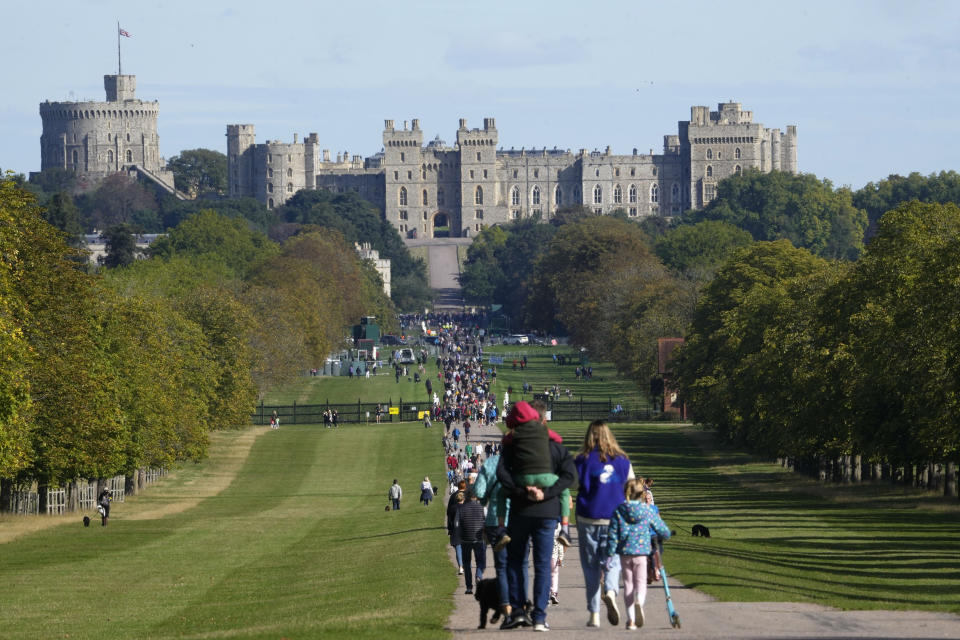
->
[574,420,635,628]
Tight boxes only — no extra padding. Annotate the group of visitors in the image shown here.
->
[443,402,670,632]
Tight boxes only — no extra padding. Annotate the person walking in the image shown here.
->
[447,483,467,575]
[420,476,433,506]
[606,479,672,630]
[388,479,403,510]
[496,402,577,631]
[457,489,486,594]
[97,486,112,526]
[574,420,636,628]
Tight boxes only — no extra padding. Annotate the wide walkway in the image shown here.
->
[443,423,960,639]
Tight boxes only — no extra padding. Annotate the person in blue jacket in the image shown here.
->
[605,478,671,630]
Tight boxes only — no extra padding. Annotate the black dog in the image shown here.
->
[475,578,501,629]
[692,523,711,537]
[475,579,533,629]
[83,516,90,527]
[384,505,392,512]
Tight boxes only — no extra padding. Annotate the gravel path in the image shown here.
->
[444,422,960,639]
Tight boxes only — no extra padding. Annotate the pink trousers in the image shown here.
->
[621,554,648,620]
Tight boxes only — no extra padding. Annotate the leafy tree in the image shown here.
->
[0,177,35,479]
[86,173,158,231]
[13,196,128,484]
[529,216,687,381]
[673,240,831,447]
[42,191,84,246]
[278,190,428,309]
[101,224,137,268]
[149,209,278,279]
[688,169,867,261]
[166,148,228,197]
[853,170,960,234]
[28,167,77,197]
[549,204,596,227]
[158,196,274,233]
[655,220,754,278]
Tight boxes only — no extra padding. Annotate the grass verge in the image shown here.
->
[551,421,960,614]
[0,422,453,639]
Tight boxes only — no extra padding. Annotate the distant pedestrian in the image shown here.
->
[389,479,403,510]
[97,487,112,526]
[420,476,434,506]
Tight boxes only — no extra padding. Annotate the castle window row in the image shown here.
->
[463,138,494,146]
[693,136,754,144]
[387,140,418,147]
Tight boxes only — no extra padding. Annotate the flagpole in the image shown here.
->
[117,21,122,75]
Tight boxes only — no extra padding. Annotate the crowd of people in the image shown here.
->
[398,319,672,632]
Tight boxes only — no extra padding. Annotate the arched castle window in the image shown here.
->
[438,187,445,206]
[513,169,518,178]
[476,152,481,162]
[706,165,713,178]
[613,185,622,204]
[555,185,562,206]
[652,167,658,176]
[615,168,620,177]
[126,133,131,142]
[268,183,274,193]
[268,168,274,178]
[629,185,637,203]
[126,150,132,163]
[107,150,114,164]
[735,165,742,175]
[71,150,78,165]
[511,186,520,206]
[399,186,408,205]
[735,147,741,159]
[533,169,539,178]
[651,184,659,203]
[532,186,541,205]
[287,168,293,177]
[595,169,600,177]
[422,189,429,206]
[400,152,405,162]
[671,183,680,201]
[287,183,293,193]
[475,186,483,205]
[631,167,636,177]
[706,148,713,160]
[593,185,602,204]
[268,198,274,209]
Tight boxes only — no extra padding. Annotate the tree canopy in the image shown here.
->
[166,148,228,197]
[687,170,867,261]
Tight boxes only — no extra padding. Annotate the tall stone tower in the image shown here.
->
[38,74,175,192]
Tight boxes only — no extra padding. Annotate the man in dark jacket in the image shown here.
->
[496,401,577,630]
[458,490,487,594]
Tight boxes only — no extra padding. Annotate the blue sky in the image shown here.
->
[2,0,958,189]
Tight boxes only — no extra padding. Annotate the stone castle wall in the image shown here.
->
[227,101,797,239]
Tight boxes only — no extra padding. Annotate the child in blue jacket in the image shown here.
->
[605,478,671,630]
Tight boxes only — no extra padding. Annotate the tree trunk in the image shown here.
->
[853,455,862,482]
[930,463,942,493]
[0,478,11,512]
[842,455,852,484]
[818,457,828,482]
[946,462,958,498]
[125,473,137,497]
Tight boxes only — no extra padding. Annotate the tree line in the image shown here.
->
[19,154,432,311]
[0,175,395,504]
[460,169,960,495]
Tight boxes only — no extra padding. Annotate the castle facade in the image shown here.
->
[38,74,176,194]
[227,102,797,238]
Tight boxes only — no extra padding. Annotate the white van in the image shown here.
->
[503,334,529,345]
[396,348,416,364]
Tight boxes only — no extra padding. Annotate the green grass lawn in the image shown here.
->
[0,423,454,640]
[551,422,960,613]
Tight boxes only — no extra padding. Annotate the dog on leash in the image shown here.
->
[384,505,391,512]
[83,516,91,527]
[692,523,711,537]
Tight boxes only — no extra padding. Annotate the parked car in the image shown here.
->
[503,334,530,345]
[396,348,416,364]
[380,335,406,345]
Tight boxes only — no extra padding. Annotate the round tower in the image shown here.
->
[38,74,172,191]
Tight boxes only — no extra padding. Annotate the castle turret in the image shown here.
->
[227,124,256,198]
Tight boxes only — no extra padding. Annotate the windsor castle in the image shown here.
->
[36,73,798,239]
[228,102,797,239]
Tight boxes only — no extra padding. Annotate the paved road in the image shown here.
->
[443,422,960,639]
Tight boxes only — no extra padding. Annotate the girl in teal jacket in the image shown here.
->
[605,479,671,629]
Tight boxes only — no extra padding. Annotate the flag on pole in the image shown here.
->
[119,28,131,37]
